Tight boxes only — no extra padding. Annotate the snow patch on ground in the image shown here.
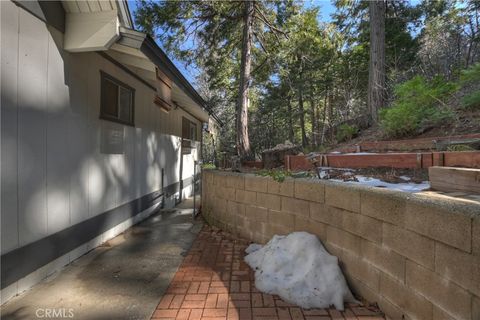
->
[333,176,430,192]
[244,232,357,310]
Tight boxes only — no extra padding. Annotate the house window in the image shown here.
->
[100,71,135,126]
[182,117,197,141]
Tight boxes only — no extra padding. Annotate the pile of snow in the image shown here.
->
[244,232,357,310]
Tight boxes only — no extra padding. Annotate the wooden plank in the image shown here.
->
[327,153,418,168]
[444,151,480,168]
[429,166,480,194]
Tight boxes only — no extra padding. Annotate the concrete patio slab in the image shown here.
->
[1,201,203,320]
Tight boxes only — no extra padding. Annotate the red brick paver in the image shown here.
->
[151,226,384,320]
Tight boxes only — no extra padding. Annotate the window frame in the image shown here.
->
[100,71,135,127]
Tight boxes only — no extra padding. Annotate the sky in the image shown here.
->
[127,1,339,86]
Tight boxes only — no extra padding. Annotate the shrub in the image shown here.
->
[380,76,456,138]
[202,163,216,169]
[336,124,358,142]
[461,91,480,110]
[459,63,480,110]
[460,63,480,84]
[257,169,291,182]
[447,144,475,152]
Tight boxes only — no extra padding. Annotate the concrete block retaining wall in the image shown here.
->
[201,170,480,320]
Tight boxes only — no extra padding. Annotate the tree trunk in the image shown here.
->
[368,0,386,125]
[309,83,317,147]
[236,0,254,159]
[320,86,329,145]
[298,68,308,148]
[287,96,294,143]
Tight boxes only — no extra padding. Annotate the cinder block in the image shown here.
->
[473,295,480,320]
[268,210,295,228]
[294,179,325,203]
[342,210,382,243]
[324,242,344,261]
[267,178,294,197]
[344,274,380,304]
[405,197,472,252]
[342,251,380,292]
[204,170,214,185]
[310,203,343,227]
[281,196,310,216]
[361,239,405,281]
[326,226,361,255]
[325,183,360,212]
[360,189,407,226]
[432,306,455,320]
[256,192,281,211]
[378,297,405,320]
[214,173,227,187]
[266,222,292,238]
[383,223,434,270]
[219,187,235,200]
[245,205,268,222]
[249,220,267,236]
[473,215,480,256]
[217,196,228,212]
[406,260,472,320]
[227,200,246,217]
[380,273,433,320]
[235,214,248,229]
[235,189,256,204]
[294,216,327,241]
[245,175,269,192]
[435,242,480,296]
[226,174,245,190]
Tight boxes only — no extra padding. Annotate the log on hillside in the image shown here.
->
[262,141,301,169]
[435,138,480,151]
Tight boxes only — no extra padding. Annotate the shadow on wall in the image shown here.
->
[1,7,181,279]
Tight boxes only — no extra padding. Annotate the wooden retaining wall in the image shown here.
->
[285,151,480,171]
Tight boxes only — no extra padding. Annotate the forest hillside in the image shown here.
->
[134,0,480,160]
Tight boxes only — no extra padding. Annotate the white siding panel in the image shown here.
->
[69,115,90,225]
[46,29,70,233]
[68,53,90,225]
[1,1,19,254]
[17,9,49,246]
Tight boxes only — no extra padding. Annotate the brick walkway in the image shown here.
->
[151,225,384,320]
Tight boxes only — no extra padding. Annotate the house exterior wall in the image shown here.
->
[1,0,202,302]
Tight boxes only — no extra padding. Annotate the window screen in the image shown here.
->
[100,72,135,126]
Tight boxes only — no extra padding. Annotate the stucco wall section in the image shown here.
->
[202,170,480,320]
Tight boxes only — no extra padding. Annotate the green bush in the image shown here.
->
[446,144,475,152]
[257,169,291,182]
[380,76,456,138]
[460,63,480,84]
[201,163,216,169]
[459,63,480,110]
[336,124,358,142]
[461,91,480,110]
